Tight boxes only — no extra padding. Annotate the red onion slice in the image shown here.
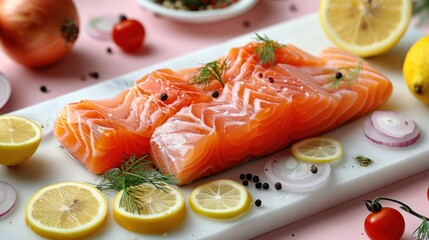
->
[363,111,420,148]
[264,150,331,193]
[87,16,116,40]
[371,111,415,138]
[0,180,17,217]
[0,73,12,110]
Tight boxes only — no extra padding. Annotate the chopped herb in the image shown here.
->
[354,155,374,167]
[254,33,285,67]
[192,58,228,87]
[95,155,177,214]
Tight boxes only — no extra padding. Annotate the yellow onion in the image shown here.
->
[0,0,79,68]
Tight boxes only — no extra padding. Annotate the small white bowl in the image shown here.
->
[137,0,258,23]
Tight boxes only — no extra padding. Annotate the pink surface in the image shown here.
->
[1,0,429,239]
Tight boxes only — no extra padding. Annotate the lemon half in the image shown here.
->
[0,115,42,165]
[320,0,412,57]
[25,182,108,240]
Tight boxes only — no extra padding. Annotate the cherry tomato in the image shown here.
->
[112,15,145,53]
[364,207,405,240]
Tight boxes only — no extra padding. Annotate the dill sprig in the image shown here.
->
[191,58,228,87]
[413,218,429,240]
[96,155,178,214]
[329,61,363,89]
[254,33,285,67]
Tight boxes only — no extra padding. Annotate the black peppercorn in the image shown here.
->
[275,182,282,190]
[255,199,262,207]
[211,90,219,98]
[242,180,249,186]
[239,173,246,180]
[310,164,318,174]
[262,182,269,190]
[255,182,262,189]
[245,173,253,180]
[40,85,48,93]
[160,93,168,101]
[252,175,260,183]
[335,72,343,79]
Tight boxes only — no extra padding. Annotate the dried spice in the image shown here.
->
[354,155,374,167]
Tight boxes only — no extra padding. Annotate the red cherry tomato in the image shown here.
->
[364,207,405,240]
[112,15,145,53]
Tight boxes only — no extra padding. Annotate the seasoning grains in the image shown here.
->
[155,0,240,11]
[354,155,374,167]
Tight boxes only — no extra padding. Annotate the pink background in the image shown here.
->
[1,0,428,239]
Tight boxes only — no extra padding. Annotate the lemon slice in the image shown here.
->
[189,179,252,220]
[25,182,108,240]
[291,137,343,163]
[113,183,186,234]
[0,115,42,166]
[319,0,412,57]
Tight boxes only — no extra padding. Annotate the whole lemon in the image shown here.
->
[403,35,429,105]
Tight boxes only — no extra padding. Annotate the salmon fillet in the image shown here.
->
[149,47,392,184]
[54,43,392,180]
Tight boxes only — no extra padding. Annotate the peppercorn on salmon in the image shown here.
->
[54,41,392,180]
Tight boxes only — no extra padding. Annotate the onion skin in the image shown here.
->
[0,0,79,68]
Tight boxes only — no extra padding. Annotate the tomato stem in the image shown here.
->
[366,197,429,220]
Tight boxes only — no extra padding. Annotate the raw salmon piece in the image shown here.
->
[54,69,212,174]
[150,48,393,185]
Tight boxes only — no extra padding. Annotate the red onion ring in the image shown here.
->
[264,150,331,193]
[0,73,12,110]
[0,180,17,217]
[363,111,420,148]
[87,16,116,40]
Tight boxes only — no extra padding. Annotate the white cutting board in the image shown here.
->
[1,14,428,240]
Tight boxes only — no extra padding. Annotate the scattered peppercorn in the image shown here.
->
[242,180,249,186]
[255,182,262,189]
[245,173,253,180]
[106,47,113,54]
[89,72,99,79]
[160,93,168,101]
[289,3,297,12]
[335,72,343,79]
[268,77,274,83]
[239,173,246,180]
[262,182,269,190]
[252,175,260,183]
[274,182,282,190]
[212,90,219,98]
[40,85,48,93]
[243,20,250,28]
[310,164,318,174]
[255,199,262,207]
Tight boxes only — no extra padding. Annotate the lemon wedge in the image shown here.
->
[113,183,186,234]
[25,182,108,240]
[0,115,42,166]
[189,179,252,220]
[319,0,412,57]
[291,137,343,163]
